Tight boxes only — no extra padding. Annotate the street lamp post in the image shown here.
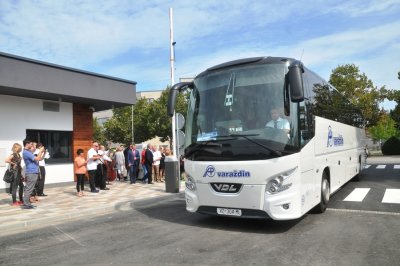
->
[164,7,181,192]
[170,7,177,157]
[131,105,135,144]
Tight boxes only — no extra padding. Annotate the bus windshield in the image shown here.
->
[185,63,300,161]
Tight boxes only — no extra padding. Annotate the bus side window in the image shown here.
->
[300,72,316,146]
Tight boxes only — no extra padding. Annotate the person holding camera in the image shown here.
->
[22,139,45,209]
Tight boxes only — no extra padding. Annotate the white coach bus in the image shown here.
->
[168,57,366,220]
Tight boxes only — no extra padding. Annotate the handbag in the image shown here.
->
[3,168,14,183]
[122,166,128,177]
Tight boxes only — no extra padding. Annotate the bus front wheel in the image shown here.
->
[314,172,330,213]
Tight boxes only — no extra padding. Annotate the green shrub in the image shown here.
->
[381,136,400,155]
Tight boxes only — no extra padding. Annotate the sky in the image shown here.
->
[1,0,399,109]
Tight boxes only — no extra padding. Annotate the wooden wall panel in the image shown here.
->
[72,103,93,181]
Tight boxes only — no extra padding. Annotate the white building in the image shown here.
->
[0,52,136,191]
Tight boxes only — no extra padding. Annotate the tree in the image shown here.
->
[149,88,188,143]
[103,106,135,145]
[129,89,187,144]
[368,112,398,141]
[390,104,400,130]
[93,118,107,144]
[329,64,387,126]
[131,97,153,143]
[103,87,188,145]
[384,72,400,127]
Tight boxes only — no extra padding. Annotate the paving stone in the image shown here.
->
[0,180,184,236]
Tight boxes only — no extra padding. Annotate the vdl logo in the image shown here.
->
[211,183,242,193]
[203,165,216,177]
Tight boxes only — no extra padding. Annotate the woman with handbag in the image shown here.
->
[5,143,24,206]
[113,146,125,182]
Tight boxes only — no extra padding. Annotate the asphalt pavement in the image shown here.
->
[1,155,399,237]
[0,179,184,236]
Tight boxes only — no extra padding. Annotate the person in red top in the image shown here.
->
[141,144,148,183]
[74,149,87,197]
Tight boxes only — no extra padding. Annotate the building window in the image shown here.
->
[26,130,72,164]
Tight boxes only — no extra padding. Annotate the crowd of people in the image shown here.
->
[73,142,171,195]
[5,139,50,209]
[4,139,174,209]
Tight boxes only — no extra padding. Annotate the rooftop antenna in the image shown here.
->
[300,48,304,61]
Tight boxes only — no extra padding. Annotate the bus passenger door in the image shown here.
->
[299,101,317,212]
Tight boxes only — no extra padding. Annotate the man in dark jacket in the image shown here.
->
[127,144,140,184]
[145,144,154,184]
[123,144,132,181]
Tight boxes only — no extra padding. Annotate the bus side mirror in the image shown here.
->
[288,61,304,102]
[167,82,193,117]
[167,88,178,117]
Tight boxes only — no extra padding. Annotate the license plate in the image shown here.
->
[216,208,242,216]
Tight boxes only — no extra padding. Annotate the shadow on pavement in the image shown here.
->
[134,195,302,234]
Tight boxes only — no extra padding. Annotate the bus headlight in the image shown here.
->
[185,175,197,192]
[265,167,297,195]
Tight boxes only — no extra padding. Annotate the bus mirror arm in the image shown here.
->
[288,61,305,102]
[167,82,193,117]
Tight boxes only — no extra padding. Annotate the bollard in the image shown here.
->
[164,156,180,193]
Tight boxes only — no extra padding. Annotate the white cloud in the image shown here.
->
[0,0,319,66]
[0,1,172,67]
[296,21,400,64]
[328,0,400,17]
[172,20,400,90]
[0,0,399,101]
[105,62,171,90]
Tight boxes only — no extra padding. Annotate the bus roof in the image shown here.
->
[197,56,297,78]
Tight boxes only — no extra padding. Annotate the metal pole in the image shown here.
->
[170,7,177,157]
[131,105,135,144]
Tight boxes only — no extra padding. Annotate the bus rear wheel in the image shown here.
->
[353,157,362,182]
[314,172,330,213]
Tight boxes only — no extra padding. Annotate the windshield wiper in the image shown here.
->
[184,141,222,158]
[185,133,285,158]
[228,133,283,157]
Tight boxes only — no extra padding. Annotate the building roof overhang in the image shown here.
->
[0,52,137,111]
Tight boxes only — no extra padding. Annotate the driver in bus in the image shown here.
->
[265,107,290,134]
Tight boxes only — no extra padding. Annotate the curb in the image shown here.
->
[366,156,400,164]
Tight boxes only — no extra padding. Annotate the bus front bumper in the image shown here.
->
[185,184,302,220]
